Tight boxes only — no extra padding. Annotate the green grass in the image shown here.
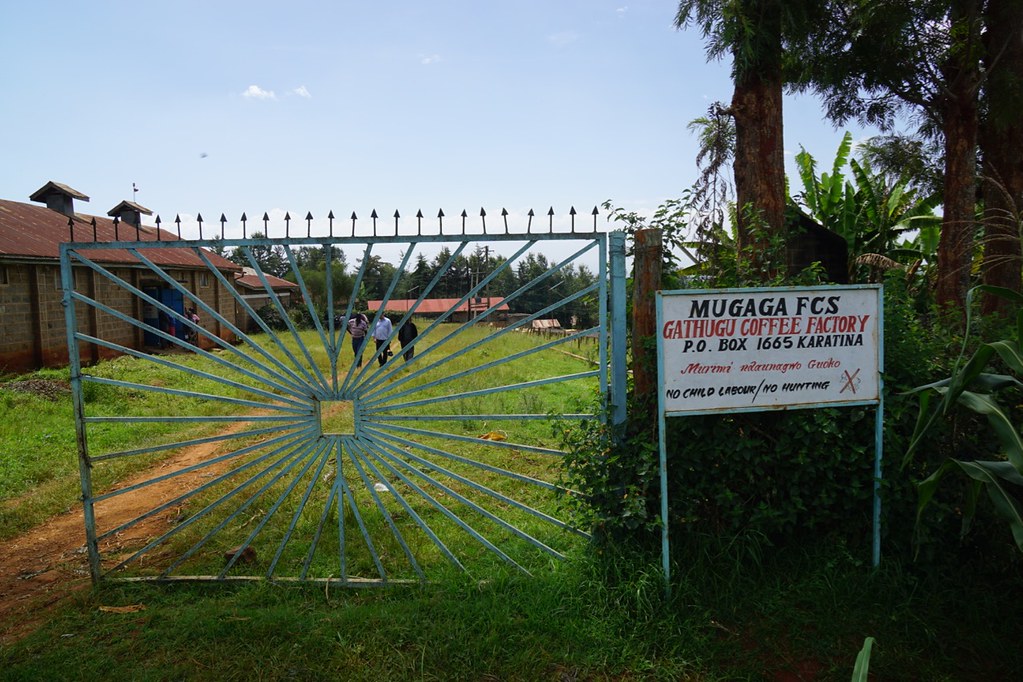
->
[2,537,1021,680]
[0,323,600,574]
[5,324,1020,678]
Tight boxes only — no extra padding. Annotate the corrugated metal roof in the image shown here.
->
[367,297,510,314]
[0,198,239,271]
[235,272,300,291]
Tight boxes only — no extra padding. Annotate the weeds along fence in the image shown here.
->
[60,206,627,586]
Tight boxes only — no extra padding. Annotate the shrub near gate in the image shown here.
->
[562,249,957,561]
[666,275,960,554]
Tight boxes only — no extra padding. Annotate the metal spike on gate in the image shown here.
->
[91,216,97,241]
[592,205,599,232]
[527,208,534,234]
[284,212,291,238]
[114,215,121,241]
[547,207,554,233]
[61,208,621,587]
[328,210,335,237]
[262,212,270,236]
[175,214,182,239]
[68,215,74,241]
[306,212,313,238]
[371,209,378,237]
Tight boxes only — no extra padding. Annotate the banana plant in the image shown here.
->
[849,157,941,261]
[794,132,941,280]
[905,285,1023,552]
[794,131,859,239]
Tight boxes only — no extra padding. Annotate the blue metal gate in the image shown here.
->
[61,211,626,585]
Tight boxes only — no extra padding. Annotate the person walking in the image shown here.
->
[186,307,201,346]
[372,314,393,367]
[347,312,369,367]
[397,319,418,363]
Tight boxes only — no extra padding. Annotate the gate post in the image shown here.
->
[610,231,627,428]
[632,228,662,424]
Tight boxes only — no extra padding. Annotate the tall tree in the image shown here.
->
[229,231,287,277]
[936,0,983,314]
[791,0,984,315]
[979,0,1023,315]
[676,1,822,271]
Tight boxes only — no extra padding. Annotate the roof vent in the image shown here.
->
[107,200,153,228]
[29,181,90,217]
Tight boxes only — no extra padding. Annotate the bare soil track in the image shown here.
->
[0,421,249,645]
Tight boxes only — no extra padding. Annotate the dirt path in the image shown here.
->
[0,419,255,645]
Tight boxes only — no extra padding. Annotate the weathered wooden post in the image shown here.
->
[632,228,662,424]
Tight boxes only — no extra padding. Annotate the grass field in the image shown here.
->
[1,322,601,581]
[3,324,1022,679]
[3,534,1022,680]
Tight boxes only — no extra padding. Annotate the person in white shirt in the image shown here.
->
[372,315,393,367]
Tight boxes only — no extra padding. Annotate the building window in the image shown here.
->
[200,272,210,288]
[0,265,8,286]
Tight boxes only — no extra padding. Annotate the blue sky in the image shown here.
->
[2,1,881,240]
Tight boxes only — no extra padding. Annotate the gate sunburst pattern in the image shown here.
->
[63,230,623,585]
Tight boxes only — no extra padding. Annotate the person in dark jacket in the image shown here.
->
[397,319,418,363]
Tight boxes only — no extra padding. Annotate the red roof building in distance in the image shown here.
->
[234,268,300,293]
[366,297,510,317]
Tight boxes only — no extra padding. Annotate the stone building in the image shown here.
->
[0,181,241,373]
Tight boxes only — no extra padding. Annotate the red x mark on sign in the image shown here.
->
[840,368,860,394]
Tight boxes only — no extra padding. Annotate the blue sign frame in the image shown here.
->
[655,285,884,589]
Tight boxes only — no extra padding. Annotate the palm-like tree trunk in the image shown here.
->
[732,70,786,256]
[935,0,982,315]
[980,0,1023,316]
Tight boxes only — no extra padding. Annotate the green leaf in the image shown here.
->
[988,341,1023,376]
[964,371,1023,393]
[851,637,875,682]
[952,460,1023,552]
[968,460,1023,486]
[943,344,996,415]
[954,391,1023,471]
[972,284,1023,307]
[904,389,941,466]
[916,460,955,527]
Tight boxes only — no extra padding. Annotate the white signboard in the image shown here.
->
[658,285,881,415]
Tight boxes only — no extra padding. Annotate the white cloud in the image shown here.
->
[616,6,628,17]
[547,31,579,48]
[292,85,312,98]
[242,85,276,100]
[420,54,442,65]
